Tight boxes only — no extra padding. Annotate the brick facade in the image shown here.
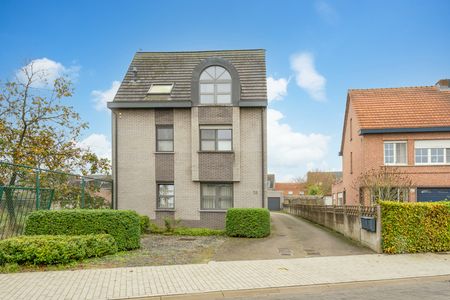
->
[333,88,450,205]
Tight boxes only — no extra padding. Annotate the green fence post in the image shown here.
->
[81,177,85,208]
[36,169,40,209]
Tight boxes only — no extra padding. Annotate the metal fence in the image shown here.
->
[0,161,113,239]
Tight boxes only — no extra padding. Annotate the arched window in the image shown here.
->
[199,66,232,104]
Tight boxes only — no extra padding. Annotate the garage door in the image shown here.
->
[417,188,450,202]
[268,197,281,211]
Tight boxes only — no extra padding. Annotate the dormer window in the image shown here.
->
[148,83,174,95]
[199,66,232,104]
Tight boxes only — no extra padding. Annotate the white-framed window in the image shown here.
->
[200,183,233,210]
[199,66,232,104]
[157,183,174,209]
[156,125,174,152]
[384,141,407,165]
[415,140,450,165]
[200,126,232,151]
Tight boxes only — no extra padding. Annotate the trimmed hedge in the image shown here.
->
[381,201,450,254]
[172,227,225,236]
[0,234,117,265]
[25,210,141,250]
[226,208,271,238]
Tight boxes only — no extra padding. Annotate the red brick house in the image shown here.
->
[332,79,450,205]
[274,182,306,197]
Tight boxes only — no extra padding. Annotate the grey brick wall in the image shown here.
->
[113,107,266,228]
[116,109,156,219]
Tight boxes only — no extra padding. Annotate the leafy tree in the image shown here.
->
[0,61,111,219]
[307,184,323,196]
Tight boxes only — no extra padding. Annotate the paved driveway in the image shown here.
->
[213,212,372,261]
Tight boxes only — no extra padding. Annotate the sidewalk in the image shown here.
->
[0,253,449,300]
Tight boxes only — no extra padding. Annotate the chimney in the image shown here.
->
[435,79,450,91]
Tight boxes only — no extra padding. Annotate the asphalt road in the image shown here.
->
[214,212,372,261]
[232,276,450,300]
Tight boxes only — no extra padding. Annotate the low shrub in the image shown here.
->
[381,201,450,254]
[0,234,117,265]
[139,215,151,234]
[163,217,181,233]
[226,208,271,238]
[25,210,140,250]
[172,227,225,236]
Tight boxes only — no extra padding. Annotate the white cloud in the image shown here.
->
[267,77,288,102]
[16,58,80,88]
[91,81,120,112]
[267,108,330,181]
[78,133,111,161]
[315,1,339,24]
[290,52,327,101]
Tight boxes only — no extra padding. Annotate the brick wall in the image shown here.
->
[335,98,450,204]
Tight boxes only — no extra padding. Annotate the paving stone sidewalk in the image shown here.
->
[1,253,449,300]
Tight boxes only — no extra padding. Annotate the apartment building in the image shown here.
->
[107,50,267,228]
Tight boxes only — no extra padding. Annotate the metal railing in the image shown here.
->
[0,161,113,239]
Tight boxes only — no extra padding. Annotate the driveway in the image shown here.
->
[213,212,372,261]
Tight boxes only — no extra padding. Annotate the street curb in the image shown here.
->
[130,274,450,300]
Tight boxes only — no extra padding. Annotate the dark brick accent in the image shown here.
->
[198,152,234,181]
[155,153,174,181]
[155,109,174,124]
[181,211,226,229]
[198,107,233,124]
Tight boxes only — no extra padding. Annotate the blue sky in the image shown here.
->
[1,0,449,180]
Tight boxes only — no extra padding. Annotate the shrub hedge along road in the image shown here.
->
[25,210,141,251]
[0,234,117,265]
[226,208,271,238]
[381,201,450,254]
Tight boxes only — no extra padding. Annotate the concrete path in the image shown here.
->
[214,212,372,261]
[1,253,449,299]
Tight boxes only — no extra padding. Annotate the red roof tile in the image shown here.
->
[349,86,450,129]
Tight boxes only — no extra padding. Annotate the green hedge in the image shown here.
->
[139,215,151,234]
[0,234,117,265]
[226,208,271,238]
[25,210,140,251]
[172,227,225,236]
[381,201,450,254]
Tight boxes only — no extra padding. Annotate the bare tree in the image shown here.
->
[353,166,413,204]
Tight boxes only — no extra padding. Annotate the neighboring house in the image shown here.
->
[332,79,450,205]
[274,182,306,196]
[107,49,267,228]
[267,174,284,211]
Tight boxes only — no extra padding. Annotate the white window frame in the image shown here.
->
[147,83,174,95]
[384,141,408,166]
[199,66,232,105]
[414,140,450,166]
[199,125,233,152]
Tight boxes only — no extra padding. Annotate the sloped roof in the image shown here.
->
[339,84,450,155]
[274,182,306,196]
[349,86,450,130]
[113,49,267,102]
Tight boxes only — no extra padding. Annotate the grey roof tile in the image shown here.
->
[113,49,267,102]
